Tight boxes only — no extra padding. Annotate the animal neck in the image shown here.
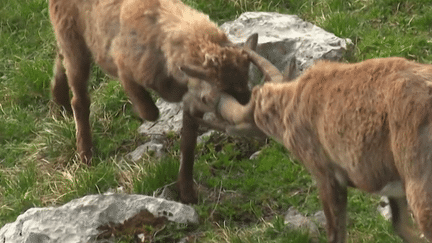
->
[252,82,296,142]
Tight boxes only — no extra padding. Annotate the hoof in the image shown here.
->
[78,149,92,166]
[178,184,198,204]
[180,191,198,205]
[176,180,198,204]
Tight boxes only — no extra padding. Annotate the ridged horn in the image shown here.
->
[243,48,283,83]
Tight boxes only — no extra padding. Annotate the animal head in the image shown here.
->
[183,44,286,138]
[181,33,258,105]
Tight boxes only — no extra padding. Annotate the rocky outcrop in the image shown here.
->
[0,194,198,243]
[221,12,352,85]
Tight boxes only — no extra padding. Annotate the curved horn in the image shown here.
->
[243,48,283,83]
[216,93,254,124]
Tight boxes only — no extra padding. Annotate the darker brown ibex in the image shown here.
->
[195,51,432,242]
[48,0,257,204]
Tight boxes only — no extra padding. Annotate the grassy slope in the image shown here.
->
[1,0,431,242]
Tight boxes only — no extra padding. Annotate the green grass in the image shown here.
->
[1,0,432,242]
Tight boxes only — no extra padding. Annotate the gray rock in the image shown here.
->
[312,210,326,229]
[284,207,320,238]
[221,12,352,85]
[378,196,392,221]
[197,130,216,144]
[0,194,198,243]
[126,141,164,161]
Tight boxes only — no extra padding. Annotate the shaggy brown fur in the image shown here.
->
[48,0,257,204]
[199,56,432,242]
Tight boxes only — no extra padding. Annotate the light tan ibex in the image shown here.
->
[48,0,258,204]
[193,50,432,242]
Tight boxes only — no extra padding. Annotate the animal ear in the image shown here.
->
[180,65,212,81]
[244,33,258,51]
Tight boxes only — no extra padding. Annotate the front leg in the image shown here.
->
[177,110,203,204]
[118,71,159,122]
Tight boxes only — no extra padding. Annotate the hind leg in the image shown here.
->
[57,37,92,164]
[51,51,73,114]
[405,179,432,242]
[67,54,92,164]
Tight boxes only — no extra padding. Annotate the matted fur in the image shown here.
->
[201,57,432,242]
[48,0,256,204]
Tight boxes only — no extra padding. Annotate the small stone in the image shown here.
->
[377,196,392,221]
[127,141,164,162]
[197,130,216,144]
[284,207,320,239]
[312,210,326,229]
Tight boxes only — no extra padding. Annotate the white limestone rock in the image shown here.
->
[221,12,352,84]
[0,194,198,243]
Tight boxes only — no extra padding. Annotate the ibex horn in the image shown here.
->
[243,48,283,83]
